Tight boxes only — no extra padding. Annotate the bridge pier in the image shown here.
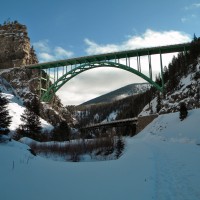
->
[160,52,164,91]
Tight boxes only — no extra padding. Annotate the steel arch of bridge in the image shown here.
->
[26,42,191,102]
[42,61,163,102]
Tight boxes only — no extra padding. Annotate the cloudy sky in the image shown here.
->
[1,0,199,105]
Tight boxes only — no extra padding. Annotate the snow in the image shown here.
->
[102,110,118,122]
[139,97,157,116]
[6,93,53,131]
[1,108,200,200]
[180,74,192,90]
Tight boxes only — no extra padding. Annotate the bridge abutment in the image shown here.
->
[136,114,158,134]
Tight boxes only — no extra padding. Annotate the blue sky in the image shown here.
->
[1,0,199,104]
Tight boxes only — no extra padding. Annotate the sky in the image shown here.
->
[1,0,199,105]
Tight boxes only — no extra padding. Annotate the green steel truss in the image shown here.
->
[26,42,190,102]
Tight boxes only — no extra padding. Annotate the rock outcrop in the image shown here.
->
[0,21,38,69]
[0,21,73,126]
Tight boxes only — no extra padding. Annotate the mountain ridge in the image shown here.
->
[81,82,150,106]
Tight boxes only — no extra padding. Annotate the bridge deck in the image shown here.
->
[27,43,190,69]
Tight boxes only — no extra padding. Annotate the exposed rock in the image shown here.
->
[0,21,38,69]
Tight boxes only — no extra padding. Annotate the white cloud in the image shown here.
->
[33,40,50,53]
[84,29,191,55]
[54,47,74,59]
[181,17,188,23]
[193,3,200,8]
[33,40,74,62]
[84,38,119,54]
[38,53,54,62]
[181,14,197,23]
[185,3,200,10]
[57,68,146,105]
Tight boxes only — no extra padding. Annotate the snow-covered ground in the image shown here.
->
[1,108,200,200]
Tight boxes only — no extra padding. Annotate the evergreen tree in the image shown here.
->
[197,85,200,107]
[0,91,12,133]
[189,35,200,64]
[179,102,188,121]
[28,95,40,116]
[115,136,125,159]
[193,33,198,41]
[18,96,42,139]
[51,120,71,141]
[156,92,161,113]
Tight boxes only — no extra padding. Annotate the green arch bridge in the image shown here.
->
[26,42,191,102]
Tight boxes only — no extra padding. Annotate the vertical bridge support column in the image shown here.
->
[39,67,42,98]
[137,53,141,72]
[160,51,164,92]
[148,51,152,79]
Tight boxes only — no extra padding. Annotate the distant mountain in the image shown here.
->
[81,83,150,106]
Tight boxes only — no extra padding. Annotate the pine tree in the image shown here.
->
[179,102,188,121]
[156,92,161,113]
[193,33,198,41]
[0,91,12,133]
[51,120,71,141]
[19,96,42,139]
[115,136,125,159]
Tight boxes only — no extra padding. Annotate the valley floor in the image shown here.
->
[1,109,200,200]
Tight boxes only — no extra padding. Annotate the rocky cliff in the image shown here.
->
[0,21,73,126]
[0,21,38,69]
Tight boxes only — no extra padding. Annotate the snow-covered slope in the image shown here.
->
[138,108,200,144]
[0,76,53,131]
[1,108,200,200]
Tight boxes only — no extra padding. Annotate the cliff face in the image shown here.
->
[0,21,73,126]
[0,21,38,69]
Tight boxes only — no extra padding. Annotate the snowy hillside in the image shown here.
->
[1,108,200,200]
[140,65,200,116]
[0,76,53,132]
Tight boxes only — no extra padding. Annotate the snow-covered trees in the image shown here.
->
[0,91,12,134]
